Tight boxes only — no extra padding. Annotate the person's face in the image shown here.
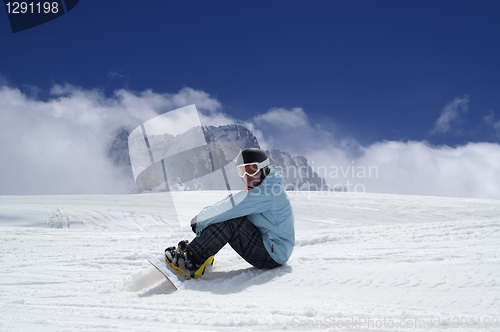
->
[238,163,262,188]
[244,172,261,188]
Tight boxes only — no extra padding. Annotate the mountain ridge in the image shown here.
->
[108,124,329,192]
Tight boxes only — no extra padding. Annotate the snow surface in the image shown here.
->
[1,192,499,331]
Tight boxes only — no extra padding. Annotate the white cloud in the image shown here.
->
[307,141,500,199]
[0,84,224,195]
[361,141,500,198]
[249,107,335,155]
[240,121,270,151]
[1,82,499,199]
[253,107,309,128]
[198,111,236,128]
[249,102,500,199]
[484,111,500,130]
[431,95,469,134]
[0,74,8,87]
[108,71,128,80]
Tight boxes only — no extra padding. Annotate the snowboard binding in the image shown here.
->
[164,241,214,280]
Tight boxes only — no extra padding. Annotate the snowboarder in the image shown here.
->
[165,148,295,279]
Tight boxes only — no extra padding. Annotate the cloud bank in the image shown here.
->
[249,104,500,199]
[306,141,500,199]
[0,84,225,194]
[1,83,499,199]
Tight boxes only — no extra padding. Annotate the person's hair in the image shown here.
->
[260,165,271,179]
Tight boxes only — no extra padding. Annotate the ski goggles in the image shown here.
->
[237,159,269,177]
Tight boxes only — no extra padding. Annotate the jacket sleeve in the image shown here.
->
[193,188,273,236]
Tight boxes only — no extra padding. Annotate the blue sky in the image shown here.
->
[1,1,500,197]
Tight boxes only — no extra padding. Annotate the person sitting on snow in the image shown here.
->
[164,148,295,279]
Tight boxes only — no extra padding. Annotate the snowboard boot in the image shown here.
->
[164,240,214,280]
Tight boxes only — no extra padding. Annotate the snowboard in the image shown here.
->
[148,257,184,290]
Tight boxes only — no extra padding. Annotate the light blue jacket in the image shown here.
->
[194,170,295,265]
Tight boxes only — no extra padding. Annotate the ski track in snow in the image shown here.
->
[1,192,499,331]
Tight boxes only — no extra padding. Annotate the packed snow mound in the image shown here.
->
[1,192,499,331]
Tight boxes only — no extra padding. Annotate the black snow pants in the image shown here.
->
[187,216,281,269]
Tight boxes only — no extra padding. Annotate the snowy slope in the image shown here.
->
[1,192,499,331]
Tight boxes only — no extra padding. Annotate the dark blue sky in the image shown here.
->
[1,0,499,146]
